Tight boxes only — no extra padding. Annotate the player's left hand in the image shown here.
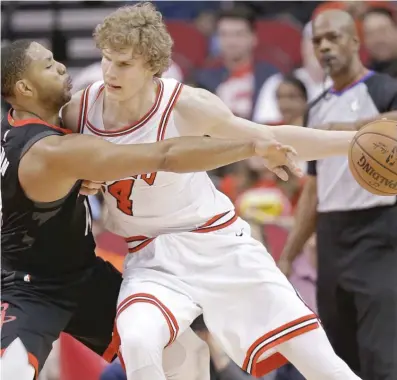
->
[255,140,303,181]
[80,180,104,196]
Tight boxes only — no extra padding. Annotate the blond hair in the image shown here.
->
[94,2,173,77]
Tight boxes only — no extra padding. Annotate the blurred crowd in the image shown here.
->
[2,1,397,380]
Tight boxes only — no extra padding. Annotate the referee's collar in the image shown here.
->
[329,71,375,96]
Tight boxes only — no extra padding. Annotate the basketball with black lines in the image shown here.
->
[349,119,397,196]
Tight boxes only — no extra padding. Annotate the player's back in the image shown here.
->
[80,79,235,239]
[1,113,96,277]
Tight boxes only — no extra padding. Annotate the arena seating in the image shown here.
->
[1,1,306,79]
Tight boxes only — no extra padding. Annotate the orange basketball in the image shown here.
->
[348,119,397,196]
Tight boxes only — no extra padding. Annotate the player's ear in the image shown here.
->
[351,34,360,54]
[15,79,34,98]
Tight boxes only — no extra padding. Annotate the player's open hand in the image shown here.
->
[80,180,104,196]
[254,140,303,181]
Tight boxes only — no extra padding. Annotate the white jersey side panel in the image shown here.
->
[80,78,234,238]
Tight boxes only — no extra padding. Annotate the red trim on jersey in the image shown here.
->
[197,211,230,228]
[156,82,184,141]
[124,235,155,253]
[193,212,237,233]
[123,211,237,253]
[243,314,319,376]
[7,110,72,134]
[103,293,180,365]
[76,88,85,134]
[85,78,164,137]
[77,83,94,134]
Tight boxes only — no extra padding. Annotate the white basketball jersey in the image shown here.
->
[79,78,235,251]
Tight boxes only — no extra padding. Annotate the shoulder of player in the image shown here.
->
[364,72,397,110]
[176,85,207,108]
[175,85,232,119]
[18,132,83,203]
[24,133,77,162]
[2,121,65,148]
[364,72,397,95]
[366,71,397,85]
[61,89,85,133]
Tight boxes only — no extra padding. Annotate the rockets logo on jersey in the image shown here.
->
[105,173,157,216]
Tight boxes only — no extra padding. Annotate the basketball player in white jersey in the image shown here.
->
[62,3,361,380]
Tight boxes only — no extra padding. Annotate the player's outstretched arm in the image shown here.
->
[176,86,357,161]
[18,132,295,202]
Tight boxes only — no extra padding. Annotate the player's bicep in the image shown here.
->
[26,134,167,182]
[29,134,107,178]
[18,134,79,202]
[175,86,234,136]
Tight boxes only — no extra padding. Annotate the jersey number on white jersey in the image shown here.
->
[106,173,157,216]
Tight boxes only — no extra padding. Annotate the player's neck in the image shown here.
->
[103,79,157,130]
[11,104,61,126]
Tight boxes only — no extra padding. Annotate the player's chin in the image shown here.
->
[64,90,72,102]
[328,61,344,75]
[106,89,125,100]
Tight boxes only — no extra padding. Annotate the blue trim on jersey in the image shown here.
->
[329,71,375,96]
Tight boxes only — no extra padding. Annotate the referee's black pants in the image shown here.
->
[316,203,397,380]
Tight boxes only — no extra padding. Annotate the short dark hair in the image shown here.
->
[363,7,396,25]
[281,74,308,101]
[1,39,33,98]
[217,6,256,31]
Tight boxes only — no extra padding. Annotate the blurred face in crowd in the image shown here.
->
[276,80,307,124]
[363,12,397,62]
[101,48,153,101]
[16,42,72,110]
[217,18,257,62]
[312,11,359,77]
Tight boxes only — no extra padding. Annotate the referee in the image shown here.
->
[279,9,397,380]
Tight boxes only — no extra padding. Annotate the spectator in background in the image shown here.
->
[312,0,395,38]
[195,9,219,57]
[275,75,308,126]
[253,22,332,124]
[243,1,322,26]
[195,6,279,120]
[275,75,309,173]
[150,1,221,20]
[362,7,397,77]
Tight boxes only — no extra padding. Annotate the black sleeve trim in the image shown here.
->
[20,130,62,159]
[365,73,397,113]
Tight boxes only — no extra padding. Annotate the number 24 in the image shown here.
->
[107,179,135,216]
[106,174,157,216]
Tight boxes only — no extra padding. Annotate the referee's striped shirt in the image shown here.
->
[306,71,397,213]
